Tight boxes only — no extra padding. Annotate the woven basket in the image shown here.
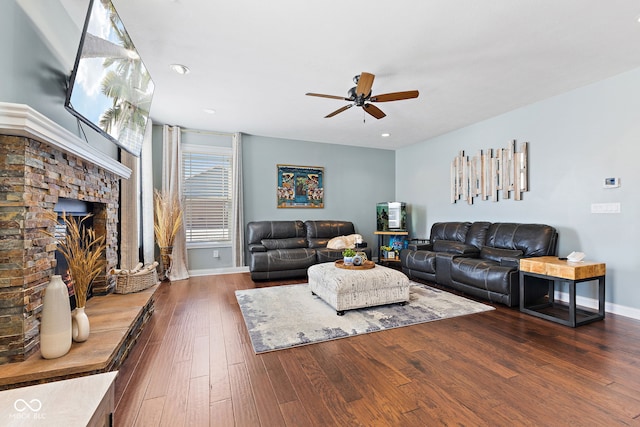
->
[111,262,159,294]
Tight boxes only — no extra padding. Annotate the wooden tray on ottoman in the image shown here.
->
[334,260,375,270]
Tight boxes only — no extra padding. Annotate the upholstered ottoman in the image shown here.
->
[308,262,411,315]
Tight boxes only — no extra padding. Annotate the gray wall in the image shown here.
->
[243,134,396,258]
[151,131,395,273]
[396,67,640,313]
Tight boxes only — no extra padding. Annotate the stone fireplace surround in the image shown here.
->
[0,103,131,364]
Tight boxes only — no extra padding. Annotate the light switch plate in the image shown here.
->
[591,202,621,213]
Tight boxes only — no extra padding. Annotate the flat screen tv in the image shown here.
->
[65,0,154,157]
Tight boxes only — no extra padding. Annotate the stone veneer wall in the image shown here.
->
[0,135,120,364]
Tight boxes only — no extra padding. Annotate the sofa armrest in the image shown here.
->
[500,256,521,269]
[408,242,433,251]
[248,244,267,253]
[432,240,480,256]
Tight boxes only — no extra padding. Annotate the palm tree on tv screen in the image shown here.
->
[97,0,153,150]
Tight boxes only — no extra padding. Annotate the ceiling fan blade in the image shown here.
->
[370,90,419,102]
[356,72,375,97]
[325,104,353,118]
[306,93,349,100]
[363,104,386,119]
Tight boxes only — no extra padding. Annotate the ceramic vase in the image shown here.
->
[72,307,90,342]
[160,246,173,280]
[40,275,72,359]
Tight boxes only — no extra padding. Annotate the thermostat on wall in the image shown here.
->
[603,177,620,188]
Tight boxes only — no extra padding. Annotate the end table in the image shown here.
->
[519,256,605,327]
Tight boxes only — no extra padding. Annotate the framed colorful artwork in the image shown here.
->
[277,164,324,208]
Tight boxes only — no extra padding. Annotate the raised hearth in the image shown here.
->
[0,284,157,390]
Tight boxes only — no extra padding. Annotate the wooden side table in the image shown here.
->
[519,256,606,327]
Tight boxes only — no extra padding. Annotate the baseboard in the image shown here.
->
[188,266,250,277]
[554,291,640,321]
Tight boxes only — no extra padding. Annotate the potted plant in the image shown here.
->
[380,245,397,259]
[342,248,356,265]
[153,189,183,280]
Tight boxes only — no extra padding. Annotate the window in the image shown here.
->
[182,144,232,244]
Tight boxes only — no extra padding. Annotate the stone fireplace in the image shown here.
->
[0,103,131,364]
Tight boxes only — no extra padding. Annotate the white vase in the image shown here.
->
[72,307,90,342]
[40,275,72,359]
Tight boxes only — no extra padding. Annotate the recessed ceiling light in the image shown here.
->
[169,63,190,75]
[381,133,390,137]
[203,108,216,114]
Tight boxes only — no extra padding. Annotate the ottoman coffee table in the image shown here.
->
[308,262,411,315]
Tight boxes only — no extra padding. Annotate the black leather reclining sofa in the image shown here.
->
[400,222,558,306]
[247,220,371,281]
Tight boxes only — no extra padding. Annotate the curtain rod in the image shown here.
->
[180,127,234,137]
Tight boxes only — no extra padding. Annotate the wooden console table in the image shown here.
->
[519,256,606,327]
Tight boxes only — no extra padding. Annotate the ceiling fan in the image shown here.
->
[306,72,419,119]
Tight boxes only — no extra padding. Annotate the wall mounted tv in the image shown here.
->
[65,0,154,157]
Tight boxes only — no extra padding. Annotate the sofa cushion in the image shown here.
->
[480,246,523,263]
[430,222,471,243]
[246,220,306,245]
[466,222,491,248]
[261,237,307,250]
[433,240,479,255]
[249,248,317,272]
[305,220,357,248]
[486,223,557,257]
[450,257,515,295]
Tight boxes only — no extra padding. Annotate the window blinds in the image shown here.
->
[182,149,232,243]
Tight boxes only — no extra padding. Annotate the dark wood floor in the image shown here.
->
[113,273,640,426]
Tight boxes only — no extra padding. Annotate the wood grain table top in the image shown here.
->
[520,256,606,280]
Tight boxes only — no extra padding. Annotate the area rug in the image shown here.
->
[235,282,494,353]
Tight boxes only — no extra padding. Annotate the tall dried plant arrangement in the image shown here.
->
[153,189,183,249]
[47,212,106,308]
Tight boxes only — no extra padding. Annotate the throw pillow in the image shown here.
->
[326,234,363,249]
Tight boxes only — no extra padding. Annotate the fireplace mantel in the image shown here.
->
[0,102,131,179]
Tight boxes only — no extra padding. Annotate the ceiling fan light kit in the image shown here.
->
[306,72,419,120]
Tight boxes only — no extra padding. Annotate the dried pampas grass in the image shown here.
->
[47,212,106,308]
[153,189,183,248]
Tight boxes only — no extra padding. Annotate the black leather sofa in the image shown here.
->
[247,220,371,280]
[400,222,558,306]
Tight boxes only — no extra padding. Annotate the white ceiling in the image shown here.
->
[58,0,640,149]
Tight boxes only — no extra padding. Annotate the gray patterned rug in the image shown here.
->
[235,282,494,354]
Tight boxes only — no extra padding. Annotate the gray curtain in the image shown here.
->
[232,132,244,267]
[162,125,189,280]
